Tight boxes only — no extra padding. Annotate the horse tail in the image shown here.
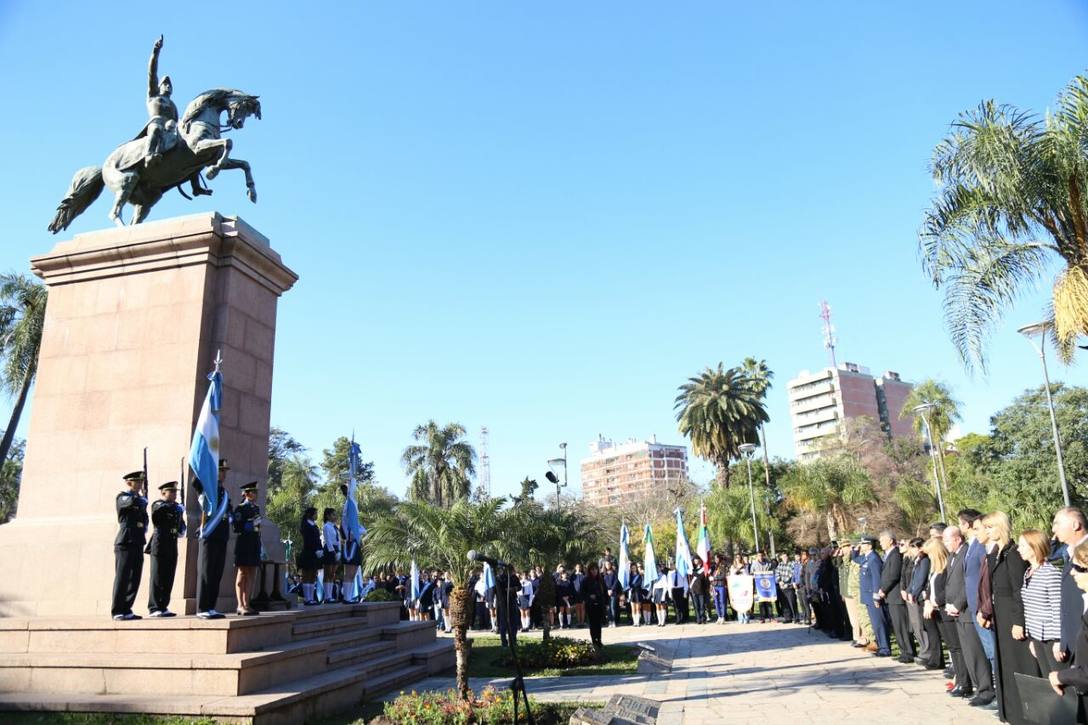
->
[48,166,104,234]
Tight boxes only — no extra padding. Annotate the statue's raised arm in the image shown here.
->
[148,35,164,99]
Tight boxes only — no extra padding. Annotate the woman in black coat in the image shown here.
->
[984,512,1037,725]
[582,562,609,648]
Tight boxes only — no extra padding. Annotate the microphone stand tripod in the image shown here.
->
[500,562,534,724]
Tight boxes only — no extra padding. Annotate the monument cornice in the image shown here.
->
[31,212,298,296]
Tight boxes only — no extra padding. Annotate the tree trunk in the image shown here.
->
[717,461,731,488]
[0,361,34,466]
[825,510,838,542]
[449,584,471,700]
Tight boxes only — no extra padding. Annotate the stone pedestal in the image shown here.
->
[0,213,296,617]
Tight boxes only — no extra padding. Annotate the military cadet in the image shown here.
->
[853,536,891,656]
[232,481,261,616]
[112,470,149,620]
[147,480,184,617]
[193,458,232,619]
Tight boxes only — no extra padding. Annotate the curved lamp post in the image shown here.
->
[1017,322,1071,507]
[739,443,759,552]
[912,402,947,522]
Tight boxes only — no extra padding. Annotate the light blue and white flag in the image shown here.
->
[315,570,325,603]
[695,504,712,575]
[410,560,420,603]
[483,561,496,597]
[674,508,694,578]
[188,361,223,538]
[342,435,366,561]
[643,523,658,584]
[618,522,631,589]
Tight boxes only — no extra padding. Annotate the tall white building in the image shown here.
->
[580,436,688,507]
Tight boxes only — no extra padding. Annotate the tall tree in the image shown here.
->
[675,363,768,487]
[266,454,319,552]
[920,75,1088,369]
[901,379,961,493]
[267,426,306,496]
[741,357,776,497]
[401,421,476,507]
[512,476,538,506]
[364,498,506,700]
[0,275,46,466]
[0,438,24,523]
[780,455,874,541]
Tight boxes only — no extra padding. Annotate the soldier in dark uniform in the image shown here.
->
[193,458,232,619]
[147,480,184,617]
[112,471,148,620]
[232,481,261,616]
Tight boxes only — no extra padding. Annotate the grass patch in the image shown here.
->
[467,636,639,678]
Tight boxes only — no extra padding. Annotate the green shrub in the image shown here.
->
[499,636,601,669]
[364,588,401,603]
[380,687,516,725]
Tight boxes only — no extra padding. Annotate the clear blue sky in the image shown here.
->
[1,1,1086,497]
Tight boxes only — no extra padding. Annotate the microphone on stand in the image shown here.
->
[467,550,510,569]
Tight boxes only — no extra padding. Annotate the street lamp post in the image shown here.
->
[913,403,947,522]
[739,443,759,552]
[546,442,568,510]
[1017,322,1072,507]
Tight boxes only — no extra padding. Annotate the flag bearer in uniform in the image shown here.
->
[321,508,341,603]
[194,459,232,619]
[147,480,184,617]
[232,481,261,615]
[112,470,148,620]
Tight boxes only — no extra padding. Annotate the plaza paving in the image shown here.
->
[402,620,997,724]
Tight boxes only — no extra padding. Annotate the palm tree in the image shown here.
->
[901,379,961,488]
[401,421,476,507]
[780,455,873,541]
[0,275,46,465]
[364,497,506,700]
[675,363,768,487]
[740,357,775,492]
[501,503,600,643]
[920,76,1088,369]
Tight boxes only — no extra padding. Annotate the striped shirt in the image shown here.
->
[1022,561,1063,641]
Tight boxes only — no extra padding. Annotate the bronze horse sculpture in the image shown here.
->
[48,88,261,233]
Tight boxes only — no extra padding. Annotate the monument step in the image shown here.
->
[379,620,439,649]
[327,638,396,668]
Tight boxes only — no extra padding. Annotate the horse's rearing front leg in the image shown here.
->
[215,158,257,203]
[203,138,233,180]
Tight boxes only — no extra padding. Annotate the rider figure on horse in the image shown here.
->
[143,35,178,168]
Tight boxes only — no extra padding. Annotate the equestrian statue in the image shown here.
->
[48,35,261,233]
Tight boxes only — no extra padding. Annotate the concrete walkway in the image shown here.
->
[398,620,998,724]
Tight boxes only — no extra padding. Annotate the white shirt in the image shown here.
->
[322,522,340,550]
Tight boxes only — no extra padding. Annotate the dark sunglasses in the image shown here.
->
[1074,563,1088,574]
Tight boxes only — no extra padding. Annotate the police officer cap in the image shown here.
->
[219,459,230,471]
[123,470,146,482]
[856,536,877,546]
[240,481,258,493]
[158,481,178,491]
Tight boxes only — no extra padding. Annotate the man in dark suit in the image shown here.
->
[877,531,914,663]
[853,537,890,656]
[944,523,994,708]
[943,526,972,695]
[1053,506,1088,668]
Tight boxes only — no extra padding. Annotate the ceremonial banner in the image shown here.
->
[188,361,223,537]
[753,572,777,602]
[728,574,754,614]
[410,559,420,604]
[643,523,658,584]
[695,504,711,574]
[618,522,631,589]
[674,508,694,577]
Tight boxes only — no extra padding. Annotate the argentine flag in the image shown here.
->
[342,435,366,560]
[618,522,631,589]
[674,508,694,578]
[695,504,712,574]
[643,523,658,585]
[188,366,222,538]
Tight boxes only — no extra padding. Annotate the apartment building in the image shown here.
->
[788,363,915,460]
[580,436,688,507]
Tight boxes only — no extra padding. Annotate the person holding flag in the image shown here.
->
[408,560,421,621]
[692,504,713,624]
[643,523,659,626]
[339,436,367,603]
[672,508,694,624]
[189,355,232,620]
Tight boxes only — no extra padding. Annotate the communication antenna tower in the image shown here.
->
[820,300,838,368]
[479,426,491,497]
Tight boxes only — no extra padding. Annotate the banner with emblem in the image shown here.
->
[727,574,754,614]
[753,572,777,602]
